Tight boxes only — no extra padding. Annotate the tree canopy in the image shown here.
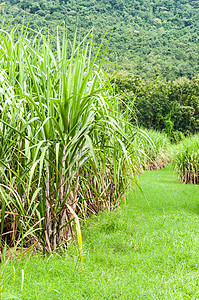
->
[0,0,199,79]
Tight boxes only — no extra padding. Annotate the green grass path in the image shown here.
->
[1,167,199,299]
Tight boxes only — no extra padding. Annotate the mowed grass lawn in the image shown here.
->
[1,167,199,299]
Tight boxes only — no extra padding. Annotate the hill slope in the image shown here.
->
[1,0,199,79]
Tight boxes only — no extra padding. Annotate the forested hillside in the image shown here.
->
[0,0,199,79]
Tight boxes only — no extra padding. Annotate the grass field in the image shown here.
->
[1,167,199,299]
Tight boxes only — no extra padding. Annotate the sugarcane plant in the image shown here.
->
[172,134,199,184]
[133,128,172,172]
[0,27,138,257]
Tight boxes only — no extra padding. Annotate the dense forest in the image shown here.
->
[0,0,199,80]
[115,73,199,139]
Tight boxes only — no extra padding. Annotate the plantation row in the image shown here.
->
[173,134,199,184]
[0,29,198,260]
[131,129,199,185]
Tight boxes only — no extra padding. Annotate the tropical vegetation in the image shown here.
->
[0,0,199,79]
[0,4,199,299]
[133,128,171,172]
[114,73,199,139]
[172,134,199,184]
[0,28,138,255]
[0,25,197,262]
